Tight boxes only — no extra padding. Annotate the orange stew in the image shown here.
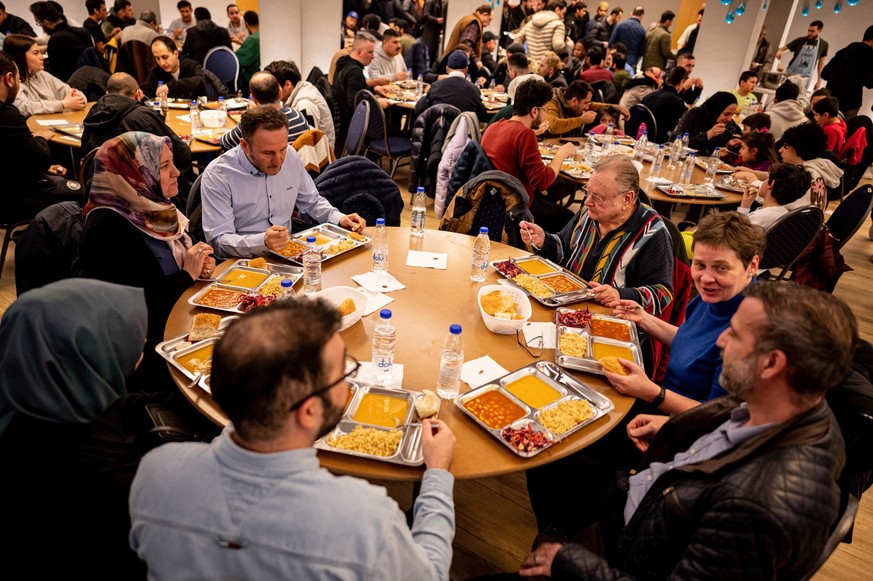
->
[465,390,527,429]
[541,274,585,294]
[589,318,632,342]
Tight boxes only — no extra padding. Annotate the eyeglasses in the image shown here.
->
[516,330,544,358]
[581,186,623,205]
[288,355,360,412]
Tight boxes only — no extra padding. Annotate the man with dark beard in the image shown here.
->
[130,299,458,578]
[521,281,854,580]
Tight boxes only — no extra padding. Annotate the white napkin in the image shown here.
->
[645,176,672,185]
[461,356,509,389]
[177,114,192,123]
[35,119,68,126]
[351,271,406,293]
[356,287,393,316]
[356,362,404,388]
[522,322,556,349]
[406,249,447,269]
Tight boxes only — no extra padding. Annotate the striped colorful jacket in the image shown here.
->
[539,202,674,314]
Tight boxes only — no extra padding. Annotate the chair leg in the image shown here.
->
[388,159,399,178]
[0,225,17,281]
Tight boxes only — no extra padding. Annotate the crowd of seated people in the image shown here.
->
[1,4,873,579]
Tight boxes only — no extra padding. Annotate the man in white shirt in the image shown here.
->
[226,3,247,46]
[265,59,337,149]
[167,0,195,43]
[737,163,811,230]
[366,28,409,82]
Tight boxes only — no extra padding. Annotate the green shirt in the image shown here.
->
[236,31,260,85]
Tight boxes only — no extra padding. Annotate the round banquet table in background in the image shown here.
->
[164,228,635,480]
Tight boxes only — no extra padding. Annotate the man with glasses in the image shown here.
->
[520,154,673,315]
[130,299,458,579]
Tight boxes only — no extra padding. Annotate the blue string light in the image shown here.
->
[815,0,823,8]
[736,1,746,15]
[834,0,842,11]
[726,8,735,22]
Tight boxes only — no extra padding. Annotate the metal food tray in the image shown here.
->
[155,316,238,380]
[656,184,725,199]
[713,178,747,193]
[270,223,370,264]
[694,159,734,174]
[455,363,613,458]
[491,256,595,307]
[188,259,302,314]
[314,385,437,467]
[554,309,643,375]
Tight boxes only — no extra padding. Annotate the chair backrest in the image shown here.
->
[78,147,100,206]
[842,116,873,192]
[591,79,619,104]
[314,75,342,132]
[355,89,388,147]
[203,47,239,93]
[826,184,873,249]
[626,103,657,142]
[314,155,404,226]
[839,125,867,167]
[342,100,370,157]
[306,66,325,85]
[14,201,85,295]
[798,492,859,581]
[185,174,205,244]
[115,40,155,85]
[760,206,824,279]
[292,129,336,177]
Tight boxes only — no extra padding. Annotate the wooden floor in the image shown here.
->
[2,168,871,579]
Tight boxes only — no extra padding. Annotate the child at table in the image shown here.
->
[734,131,778,172]
[588,106,626,136]
[721,112,770,165]
[737,162,811,230]
[812,97,847,154]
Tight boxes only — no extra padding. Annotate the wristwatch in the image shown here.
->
[651,386,667,408]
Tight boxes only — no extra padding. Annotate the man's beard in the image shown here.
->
[718,356,757,400]
[315,396,344,440]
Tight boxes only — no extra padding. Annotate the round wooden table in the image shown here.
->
[26,101,227,154]
[163,228,634,480]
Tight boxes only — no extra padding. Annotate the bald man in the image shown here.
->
[82,72,192,172]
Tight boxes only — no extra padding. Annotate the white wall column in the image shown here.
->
[259,0,341,78]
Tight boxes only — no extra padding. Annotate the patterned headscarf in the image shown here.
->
[0,279,148,437]
[85,131,188,241]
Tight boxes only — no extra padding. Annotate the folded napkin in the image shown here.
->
[645,176,672,185]
[522,322,556,349]
[356,362,404,388]
[356,287,394,316]
[406,250,448,269]
[351,271,406,293]
[461,356,509,389]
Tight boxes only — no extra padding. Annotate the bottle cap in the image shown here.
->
[280,278,292,287]
[158,81,164,85]
[306,235,316,243]
[450,324,462,334]
[479,227,489,234]
[416,187,425,193]
[376,218,385,225]
[658,144,664,148]
[380,309,392,319]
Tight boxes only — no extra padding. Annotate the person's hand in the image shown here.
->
[173,28,183,38]
[732,170,758,183]
[199,250,216,278]
[533,119,550,136]
[373,77,390,86]
[476,76,486,87]
[109,26,121,38]
[775,49,784,61]
[264,225,290,251]
[374,85,391,97]
[590,283,620,305]
[156,83,169,99]
[62,89,86,110]
[603,359,661,401]
[726,138,741,148]
[519,542,563,577]
[707,123,726,141]
[740,184,758,209]
[47,164,66,176]
[339,213,366,233]
[377,97,391,109]
[495,84,505,93]
[580,110,597,125]
[437,17,444,24]
[555,141,576,160]
[519,220,545,249]
[718,147,731,159]
[814,79,822,90]
[611,298,645,322]
[615,105,631,120]
[182,242,213,280]
[396,70,409,81]
[421,419,455,471]
[627,414,670,452]
[33,130,56,141]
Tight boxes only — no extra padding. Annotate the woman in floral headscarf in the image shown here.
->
[80,131,215,390]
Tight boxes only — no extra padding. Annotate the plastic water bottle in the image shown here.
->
[411,187,426,238]
[466,73,472,83]
[189,101,202,135]
[636,122,647,140]
[681,133,690,158]
[605,123,614,137]
[705,148,721,183]
[416,73,423,97]
[489,78,496,91]
[372,309,396,386]
[407,67,413,81]
[680,152,695,183]
[669,136,683,169]
[302,236,322,295]
[218,95,226,112]
[584,132,596,164]
[156,81,167,119]
[650,145,665,178]
[436,324,464,400]
[372,218,388,272]
[279,278,295,301]
[470,227,490,282]
[634,131,648,162]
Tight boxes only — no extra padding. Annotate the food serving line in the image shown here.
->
[163,227,636,480]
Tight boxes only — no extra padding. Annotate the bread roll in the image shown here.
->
[189,313,222,342]
[249,257,267,269]
[414,390,440,419]
[599,356,630,375]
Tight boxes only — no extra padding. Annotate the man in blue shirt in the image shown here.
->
[202,106,365,257]
[608,6,646,69]
[130,299,458,579]
[520,282,854,580]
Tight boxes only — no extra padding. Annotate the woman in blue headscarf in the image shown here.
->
[0,278,148,576]
[80,131,215,390]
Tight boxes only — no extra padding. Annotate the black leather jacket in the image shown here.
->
[553,397,845,580]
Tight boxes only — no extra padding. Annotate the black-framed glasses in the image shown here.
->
[288,355,360,411]
[517,330,544,358]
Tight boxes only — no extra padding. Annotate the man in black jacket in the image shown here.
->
[143,36,212,100]
[181,7,233,65]
[820,24,873,120]
[641,65,689,143]
[82,73,192,173]
[0,2,36,37]
[0,52,79,222]
[521,282,854,580]
[30,1,92,82]
[333,31,390,145]
[414,50,486,120]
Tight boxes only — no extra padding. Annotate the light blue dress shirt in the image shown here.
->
[130,428,456,580]
[624,405,773,524]
[201,145,344,257]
